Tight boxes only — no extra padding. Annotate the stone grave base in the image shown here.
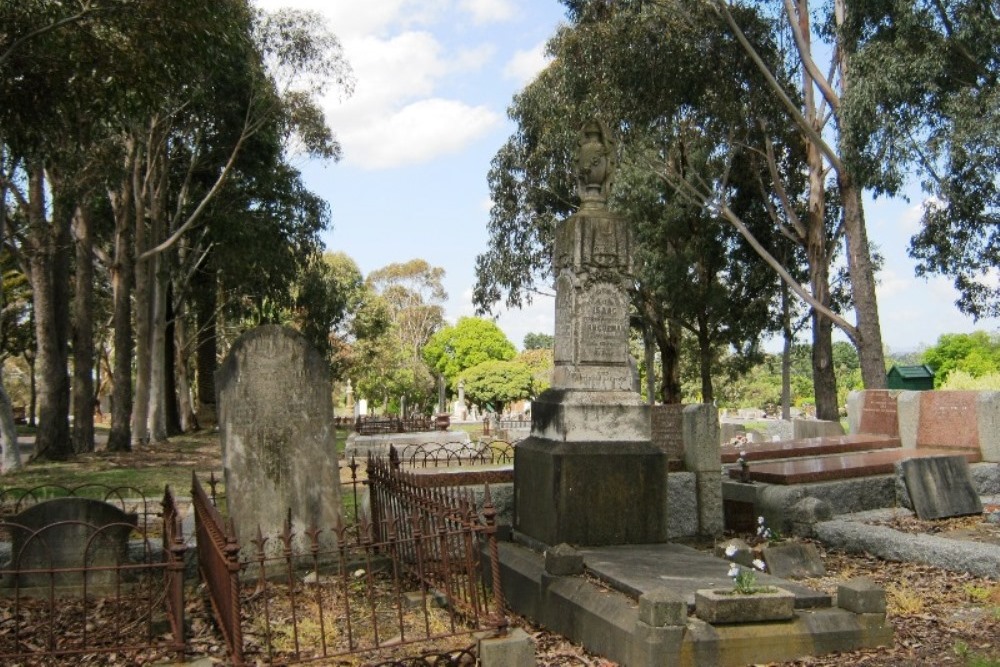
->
[514,437,669,546]
[344,430,472,459]
[495,541,891,667]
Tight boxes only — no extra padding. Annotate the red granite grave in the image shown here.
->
[728,448,981,485]
[917,391,980,450]
[858,389,900,437]
[720,434,900,464]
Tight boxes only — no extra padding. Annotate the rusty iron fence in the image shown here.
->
[192,455,507,666]
[0,485,187,664]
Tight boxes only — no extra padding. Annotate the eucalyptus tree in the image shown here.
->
[841,1,1000,319]
[705,0,888,396]
[476,0,792,404]
[357,259,447,410]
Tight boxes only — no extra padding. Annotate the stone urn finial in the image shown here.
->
[577,120,615,205]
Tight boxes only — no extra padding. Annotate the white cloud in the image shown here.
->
[343,98,500,169]
[875,267,910,300]
[503,41,550,84]
[458,0,516,24]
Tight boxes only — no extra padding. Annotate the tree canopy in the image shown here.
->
[422,317,517,389]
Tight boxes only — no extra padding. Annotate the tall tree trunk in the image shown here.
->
[807,248,838,421]
[194,266,218,427]
[781,281,793,421]
[148,251,169,443]
[657,320,682,404]
[72,204,95,453]
[174,284,197,432]
[696,316,714,404]
[0,174,22,472]
[642,324,656,404]
[106,147,136,453]
[164,285,182,436]
[26,349,36,427]
[131,189,152,446]
[833,0,887,389]
[27,166,72,461]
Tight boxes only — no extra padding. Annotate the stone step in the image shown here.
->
[729,447,982,485]
[721,434,900,464]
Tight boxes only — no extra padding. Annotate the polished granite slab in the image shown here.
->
[729,447,982,485]
[721,434,900,464]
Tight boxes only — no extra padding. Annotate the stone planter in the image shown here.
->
[695,586,795,624]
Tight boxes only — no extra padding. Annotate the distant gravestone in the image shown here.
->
[218,325,341,556]
[8,497,137,589]
[898,455,982,520]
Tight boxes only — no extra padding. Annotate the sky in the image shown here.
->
[254,0,999,356]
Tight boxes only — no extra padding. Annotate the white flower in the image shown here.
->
[727,563,740,578]
[752,558,767,572]
[758,516,766,525]
[725,544,738,558]
[353,568,366,578]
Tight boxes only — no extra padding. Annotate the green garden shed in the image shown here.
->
[886,364,935,390]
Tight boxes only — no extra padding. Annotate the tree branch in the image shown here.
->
[660,167,858,337]
[0,2,98,67]
[783,0,840,113]
[711,0,846,175]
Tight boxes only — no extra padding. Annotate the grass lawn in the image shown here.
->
[2,429,224,500]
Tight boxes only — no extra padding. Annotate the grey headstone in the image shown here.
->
[898,455,983,520]
[217,325,341,556]
[761,541,826,579]
[8,497,137,589]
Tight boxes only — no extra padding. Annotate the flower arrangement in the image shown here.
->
[724,544,767,594]
[756,515,782,543]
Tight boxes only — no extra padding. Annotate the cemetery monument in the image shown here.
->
[514,121,669,546]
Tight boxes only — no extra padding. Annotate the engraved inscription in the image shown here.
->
[579,284,626,365]
[651,404,684,459]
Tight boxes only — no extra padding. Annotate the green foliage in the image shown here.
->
[843,1,1000,317]
[422,317,516,388]
[922,331,1000,386]
[940,371,1000,391]
[516,348,554,395]
[459,359,534,414]
[522,332,554,350]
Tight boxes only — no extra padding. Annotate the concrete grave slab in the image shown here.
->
[761,541,826,579]
[898,455,983,520]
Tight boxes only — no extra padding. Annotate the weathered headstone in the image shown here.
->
[218,325,341,556]
[898,455,982,520]
[8,498,137,589]
[514,121,668,546]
